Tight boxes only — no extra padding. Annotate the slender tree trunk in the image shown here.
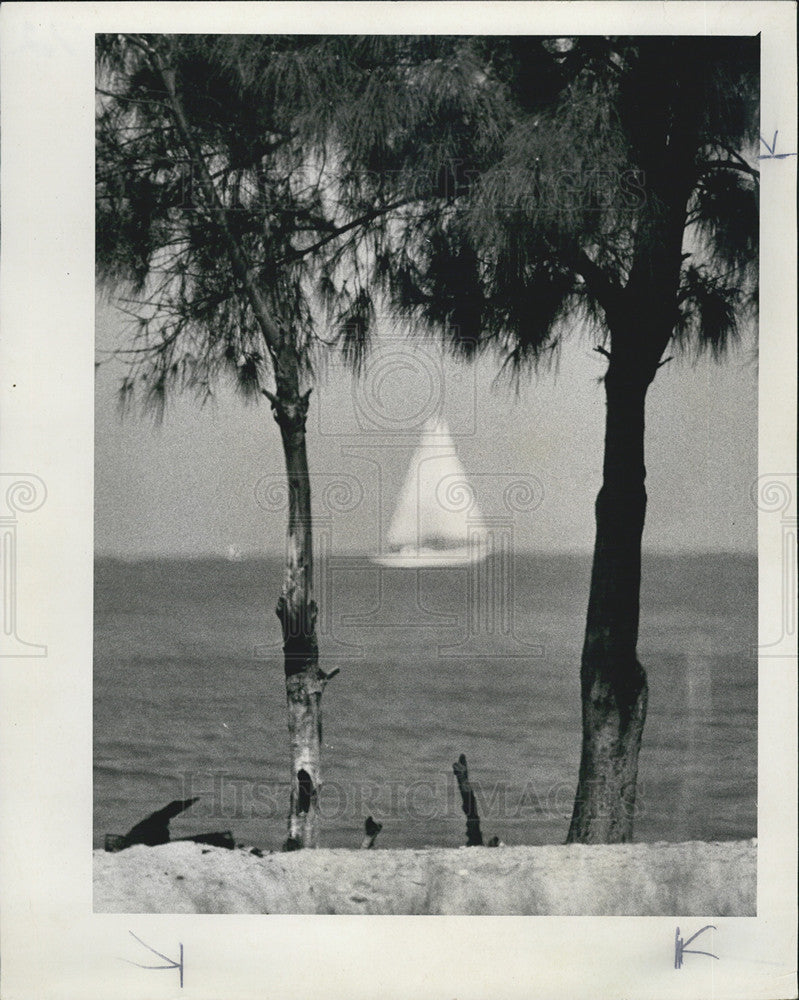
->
[265,355,334,851]
[567,360,652,843]
[564,85,693,841]
[140,39,340,851]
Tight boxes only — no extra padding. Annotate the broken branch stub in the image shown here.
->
[452,754,484,847]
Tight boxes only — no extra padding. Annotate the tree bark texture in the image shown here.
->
[267,354,331,851]
[567,364,651,843]
[566,70,696,842]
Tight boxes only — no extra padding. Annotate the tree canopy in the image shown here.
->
[310,35,759,370]
[98,34,758,401]
[96,34,396,414]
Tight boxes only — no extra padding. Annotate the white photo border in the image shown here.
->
[1,3,795,999]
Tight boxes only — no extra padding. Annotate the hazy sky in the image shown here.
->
[95,299,757,558]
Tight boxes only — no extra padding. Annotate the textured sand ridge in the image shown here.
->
[94,839,756,915]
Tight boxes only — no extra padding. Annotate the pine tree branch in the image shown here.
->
[95,87,171,111]
[280,198,413,266]
[722,145,759,172]
[124,35,285,357]
[697,159,759,181]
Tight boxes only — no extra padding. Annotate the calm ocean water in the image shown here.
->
[94,553,756,850]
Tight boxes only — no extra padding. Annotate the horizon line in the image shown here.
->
[94,547,757,562]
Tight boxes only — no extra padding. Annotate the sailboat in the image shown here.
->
[372,418,489,568]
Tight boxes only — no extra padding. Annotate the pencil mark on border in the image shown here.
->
[759,131,796,159]
[123,931,184,989]
[674,925,718,969]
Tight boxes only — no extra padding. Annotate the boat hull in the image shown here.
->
[371,546,486,568]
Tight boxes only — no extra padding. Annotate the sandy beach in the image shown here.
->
[94,839,756,915]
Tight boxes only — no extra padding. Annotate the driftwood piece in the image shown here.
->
[452,754,483,846]
[360,816,383,849]
[104,797,233,852]
[173,831,235,850]
[104,834,130,853]
[115,797,199,849]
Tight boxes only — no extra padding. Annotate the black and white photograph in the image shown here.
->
[1,3,796,999]
[93,28,760,914]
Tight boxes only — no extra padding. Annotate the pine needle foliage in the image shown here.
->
[312,35,759,375]
[98,35,758,411]
[96,34,394,416]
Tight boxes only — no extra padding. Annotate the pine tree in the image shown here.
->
[96,34,392,848]
[322,34,758,842]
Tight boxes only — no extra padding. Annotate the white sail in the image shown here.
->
[375,418,488,567]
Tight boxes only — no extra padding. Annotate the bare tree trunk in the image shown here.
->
[265,355,335,851]
[567,363,651,843]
